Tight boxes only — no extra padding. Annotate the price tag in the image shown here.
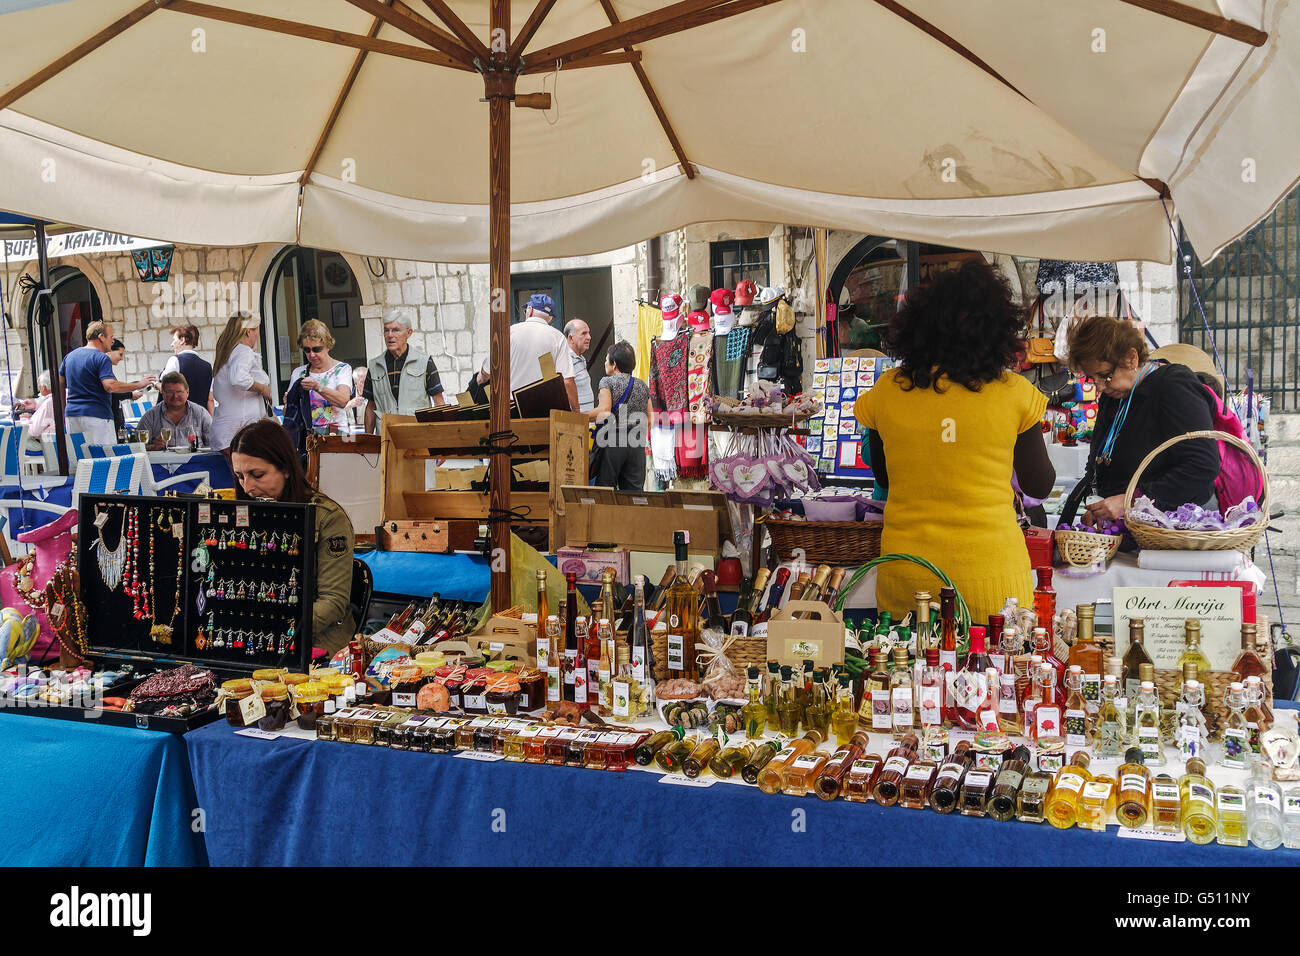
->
[235,727,281,740]
[238,694,266,724]
[218,512,229,524]
[455,751,506,762]
[198,503,211,524]
[236,505,250,527]
[1116,826,1186,844]
[659,773,716,788]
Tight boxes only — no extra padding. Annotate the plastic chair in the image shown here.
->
[122,399,154,426]
[0,424,22,483]
[71,453,147,510]
[68,431,147,462]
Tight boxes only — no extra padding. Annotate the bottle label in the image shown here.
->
[1055,773,1085,794]
[989,652,1006,675]
[1082,780,1112,800]
[536,637,551,671]
[564,649,577,686]
[829,748,852,765]
[1177,724,1201,759]
[882,755,909,776]
[589,659,601,693]
[1120,773,1147,794]
[791,754,822,770]
[546,666,561,702]
[773,746,796,762]
[751,622,768,638]
[891,687,913,729]
[612,679,631,718]
[1221,728,1248,767]
[1064,708,1087,747]
[1188,783,1214,807]
[1034,704,1061,739]
[573,669,588,705]
[998,769,1024,791]
[1153,782,1179,802]
[631,643,647,684]
[729,620,750,638]
[1138,724,1161,760]
[1246,722,1261,754]
[963,770,993,789]
[997,676,1018,715]
[849,757,879,777]
[666,634,684,670]
[1284,794,1300,816]
[1021,774,1051,797]
[950,671,986,710]
[939,649,957,673]
[870,689,892,731]
[1218,791,1244,811]
[392,691,417,708]
[919,687,942,727]
[1253,786,1280,810]
[1080,673,1102,708]
[904,764,933,782]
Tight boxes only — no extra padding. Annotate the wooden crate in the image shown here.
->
[381,411,588,549]
[378,519,449,553]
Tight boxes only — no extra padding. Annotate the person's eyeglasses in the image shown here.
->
[1096,365,1116,385]
[303,346,325,354]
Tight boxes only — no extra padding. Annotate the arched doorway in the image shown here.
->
[261,246,366,396]
[26,265,104,376]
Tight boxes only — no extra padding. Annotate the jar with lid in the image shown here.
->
[282,672,310,690]
[292,681,330,731]
[323,673,353,711]
[252,668,287,683]
[257,682,290,732]
[221,678,255,727]
[516,667,545,711]
[390,664,427,708]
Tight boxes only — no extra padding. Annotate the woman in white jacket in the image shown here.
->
[211,311,273,457]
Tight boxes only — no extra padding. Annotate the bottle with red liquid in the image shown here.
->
[937,587,958,675]
[563,572,579,702]
[751,567,791,637]
[1033,567,1056,637]
[949,625,993,730]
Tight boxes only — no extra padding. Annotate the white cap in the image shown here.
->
[1140,680,1155,691]
[1068,664,1082,673]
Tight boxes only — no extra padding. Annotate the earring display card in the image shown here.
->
[77,494,316,677]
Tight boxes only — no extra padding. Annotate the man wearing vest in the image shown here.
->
[363,309,446,433]
[163,324,214,415]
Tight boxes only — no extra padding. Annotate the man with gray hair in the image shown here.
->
[564,317,593,413]
[363,308,445,434]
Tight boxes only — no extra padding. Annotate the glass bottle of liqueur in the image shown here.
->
[535,568,551,663]
[786,571,812,605]
[1017,766,1055,824]
[1242,675,1272,755]
[776,665,802,735]
[872,732,920,807]
[950,625,993,730]
[700,570,727,633]
[783,737,833,797]
[682,736,720,779]
[928,740,974,814]
[1174,669,1208,762]
[663,531,700,680]
[572,617,589,706]
[629,576,651,685]
[1046,751,1093,829]
[594,620,614,713]
[831,674,858,746]
[859,648,893,734]
[844,753,884,803]
[1105,656,1127,716]
[654,733,695,773]
[918,649,944,734]
[751,567,790,637]
[609,646,644,724]
[758,730,824,795]
[1150,773,1183,835]
[794,565,833,615]
[729,568,768,638]
[596,568,618,636]
[740,666,767,738]
[1284,787,1300,850]
[1122,618,1153,700]
[1220,681,1250,769]
[741,740,782,785]
[562,572,580,702]
[814,731,870,801]
[1177,618,1212,676]
[1068,603,1103,713]
[889,645,914,738]
[804,670,833,739]
[633,726,683,766]
[710,741,756,779]
[900,749,939,810]
[1030,662,1063,740]
[1179,757,1217,844]
[1232,621,1269,682]
[1033,566,1056,640]
[986,614,1007,673]
[987,745,1032,822]
[1116,747,1152,829]
[1062,665,1091,749]
[1133,678,1166,767]
[1247,763,1285,850]
[763,660,782,728]
[543,615,563,706]
[1033,625,1066,695]
[822,568,848,612]
[1216,785,1249,847]
[935,588,956,674]
[1076,773,1118,832]
[1095,675,1127,757]
[958,763,997,817]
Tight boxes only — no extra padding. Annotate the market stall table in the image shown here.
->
[0,711,207,866]
[186,709,1298,868]
[148,448,233,489]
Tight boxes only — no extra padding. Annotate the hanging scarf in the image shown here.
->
[649,335,689,483]
[677,331,713,479]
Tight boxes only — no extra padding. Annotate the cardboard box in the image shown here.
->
[556,547,631,586]
[435,465,487,490]
[472,617,536,666]
[765,601,846,668]
[557,485,731,557]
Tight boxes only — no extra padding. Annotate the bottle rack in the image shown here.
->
[380,411,589,550]
[76,493,316,676]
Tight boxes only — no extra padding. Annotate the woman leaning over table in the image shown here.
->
[286,319,352,435]
[853,260,1055,622]
[211,311,273,457]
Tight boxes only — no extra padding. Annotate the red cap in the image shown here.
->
[709,288,735,312]
[734,280,757,306]
[687,310,711,332]
[968,625,986,654]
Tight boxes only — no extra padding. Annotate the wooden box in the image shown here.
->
[378,519,449,553]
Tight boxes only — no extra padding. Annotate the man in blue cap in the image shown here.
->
[477,293,578,411]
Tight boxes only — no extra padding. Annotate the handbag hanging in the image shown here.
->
[1025,296,1057,365]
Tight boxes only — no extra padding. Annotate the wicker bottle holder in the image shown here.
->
[1123,430,1268,552]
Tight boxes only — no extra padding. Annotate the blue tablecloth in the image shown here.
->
[356,550,490,604]
[186,718,1295,867]
[0,712,207,866]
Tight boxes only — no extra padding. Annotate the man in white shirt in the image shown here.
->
[476,294,578,411]
[564,318,593,413]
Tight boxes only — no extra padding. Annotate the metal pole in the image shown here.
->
[34,222,69,475]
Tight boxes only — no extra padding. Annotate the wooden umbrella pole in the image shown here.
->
[486,0,513,612]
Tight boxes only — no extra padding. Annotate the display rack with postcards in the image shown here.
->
[19,493,320,732]
[804,356,897,479]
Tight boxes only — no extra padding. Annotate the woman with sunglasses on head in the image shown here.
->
[1067,315,1219,529]
[286,319,352,436]
[230,419,357,656]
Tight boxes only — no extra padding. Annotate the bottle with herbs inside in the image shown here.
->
[663,531,700,680]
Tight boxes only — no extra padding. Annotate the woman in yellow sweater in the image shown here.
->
[854,261,1055,622]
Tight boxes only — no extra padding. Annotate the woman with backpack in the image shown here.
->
[1067,316,1220,527]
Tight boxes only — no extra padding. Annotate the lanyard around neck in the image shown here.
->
[1098,362,1157,465]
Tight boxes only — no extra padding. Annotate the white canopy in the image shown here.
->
[0,0,1295,263]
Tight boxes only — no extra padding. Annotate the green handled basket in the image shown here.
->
[832,553,972,659]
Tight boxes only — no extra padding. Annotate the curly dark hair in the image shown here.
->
[885,259,1025,392]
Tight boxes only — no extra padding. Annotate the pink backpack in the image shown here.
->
[1203,385,1260,510]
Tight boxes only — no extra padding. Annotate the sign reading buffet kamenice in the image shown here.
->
[1112,587,1243,672]
[1,230,167,262]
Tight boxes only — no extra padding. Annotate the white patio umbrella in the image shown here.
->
[0,0,1296,607]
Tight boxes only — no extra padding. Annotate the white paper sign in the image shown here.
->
[455,751,506,762]
[1115,826,1187,844]
[1112,587,1241,671]
[658,773,717,788]
[234,728,282,740]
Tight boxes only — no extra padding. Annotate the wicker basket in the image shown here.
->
[1124,430,1268,552]
[1054,528,1121,568]
[765,517,883,565]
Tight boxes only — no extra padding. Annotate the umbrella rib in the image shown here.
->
[871,0,1025,100]
[595,0,696,181]
[0,0,175,113]
[520,50,643,72]
[344,0,475,65]
[421,0,491,61]
[507,0,559,66]
[1116,0,1266,47]
[299,2,393,186]
[167,1,473,71]
[527,0,746,65]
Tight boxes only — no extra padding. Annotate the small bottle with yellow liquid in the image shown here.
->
[1179,757,1217,844]
[1076,773,1117,831]
[1045,750,1092,829]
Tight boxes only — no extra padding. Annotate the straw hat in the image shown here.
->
[1151,343,1224,392]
